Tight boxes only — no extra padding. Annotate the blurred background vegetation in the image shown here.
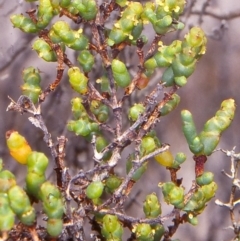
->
[1,1,240,240]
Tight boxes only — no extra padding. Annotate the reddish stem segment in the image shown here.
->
[194,155,207,177]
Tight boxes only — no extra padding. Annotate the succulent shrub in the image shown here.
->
[2,0,237,240]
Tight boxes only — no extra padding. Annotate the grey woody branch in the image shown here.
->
[191,9,240,20]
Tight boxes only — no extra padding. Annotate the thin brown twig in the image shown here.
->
[38,30,65,103]
[59,8,82,23]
